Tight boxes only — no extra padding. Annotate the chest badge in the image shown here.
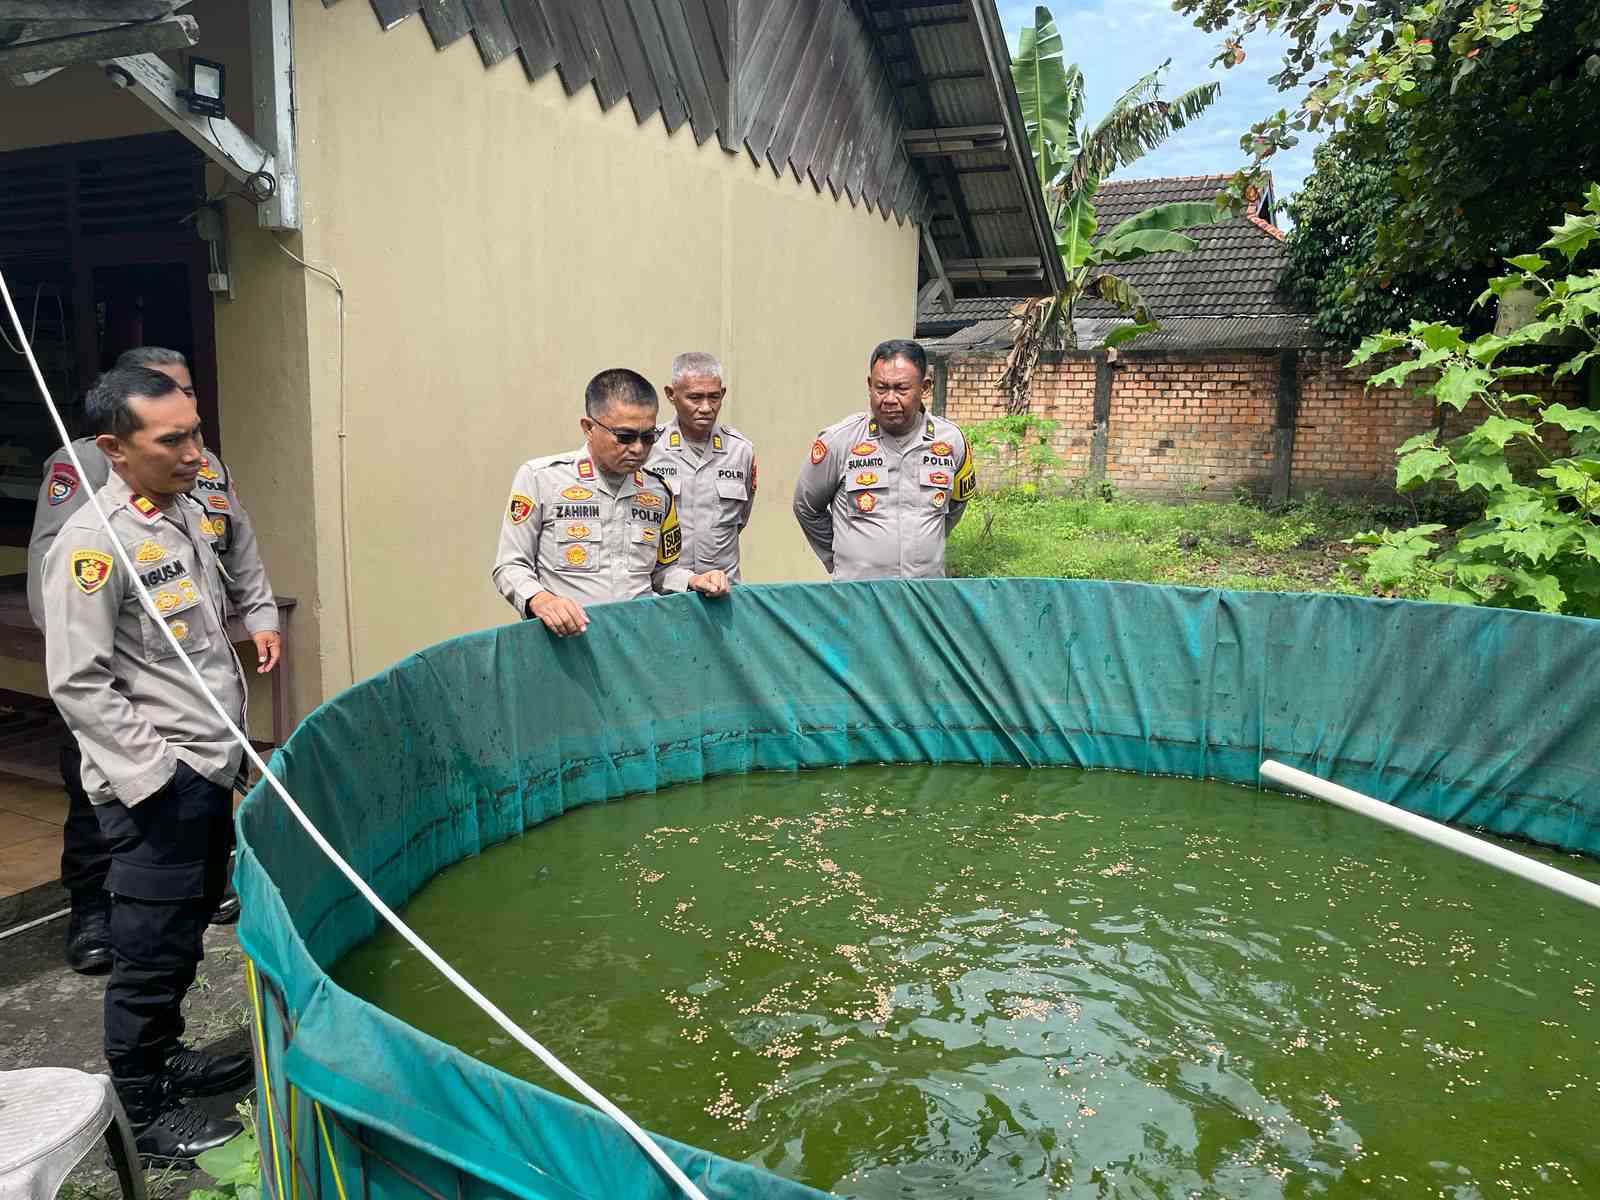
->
[560,485,593,501]
[634,491,663,510]
[931,441,953,457]
[855,471,879,487]
[134,539,166,564]
[566,522,591,539]
[850,441,878,456]
[931,490,947,510]
[564,544,591,567]
[855,492,877,513]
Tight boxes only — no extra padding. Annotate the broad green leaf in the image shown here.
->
[1012,8,1078,194]
[1102,202,1220,241]
[1541,403,1600,433]
[1553,350,1597,380]
[1495,523,1574,565]
[1505,568,1566,612]
[1097,229,1199,260]
[1464,415,1536,449]
[1411,321,1465,352]
[1505,254,1549,273]
[1483,496,1547,525]
[1102,320,1156,347]
[1537,462,1600,494]
[1396,446,1452,489]
[1542,211,1600,262]
[1085,272,1152,324]
[1452,452,1514,492]
[1349,334,1408,366]
[1368,359,1427,389]
[1362,535,1438,586]
[197,1134,259,1182]
[1395,431,1438,455]
[1432,363,1492,410]
[1425,583,1481,605]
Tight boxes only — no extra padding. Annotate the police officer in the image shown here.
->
[793,339,975,579]
[646,352,757,580]
[28,346,279,976]
[43,365,252,1162]
[493,368,732,637]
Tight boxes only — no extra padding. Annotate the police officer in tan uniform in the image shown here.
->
[28,347,278,975]
[43,365,251,1163]
[646,352,757,580]
[493,368,732,637]
[793,339,975,580]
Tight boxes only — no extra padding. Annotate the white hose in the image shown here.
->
[1260,759,1600,912]
[0,266,708,1200]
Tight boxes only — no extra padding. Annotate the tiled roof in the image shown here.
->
[916,173,1311,335]
[921,315,1326,354]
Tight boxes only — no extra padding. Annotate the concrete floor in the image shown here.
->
[0,914,256,1200]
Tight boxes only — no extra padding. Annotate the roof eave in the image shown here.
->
[965,0,1068,295]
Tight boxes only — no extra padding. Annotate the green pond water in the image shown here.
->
[332,766,1600,1198]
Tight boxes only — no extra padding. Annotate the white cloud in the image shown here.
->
[996,0,1326,201]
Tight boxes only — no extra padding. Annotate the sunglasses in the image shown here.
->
[590,417,662,447]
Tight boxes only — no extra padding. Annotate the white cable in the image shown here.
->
[271,238,359,685]
[0,265,708,1200]
[1260,760,1600,912]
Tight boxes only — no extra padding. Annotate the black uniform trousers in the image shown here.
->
[59,737,110,897]
[93,762,233,1078]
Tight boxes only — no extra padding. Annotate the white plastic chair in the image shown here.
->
[0,1069,146,1200]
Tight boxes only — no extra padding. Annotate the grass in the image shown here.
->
[947,488,1408,595]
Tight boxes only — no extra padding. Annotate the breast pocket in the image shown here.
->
[138,578,212,661]
[552,523,600,574]
[714,476,749,523]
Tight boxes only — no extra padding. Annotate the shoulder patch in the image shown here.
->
[508,494,534,525]
[810,439,827,465]
[70,550,114,595]
[952,452,976,502]
[750,460,758,495]
[129,494,162,522]
[47,463,80,507]
[560,485,593,501]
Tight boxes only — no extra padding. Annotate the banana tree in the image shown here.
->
[1004,5,1223,412]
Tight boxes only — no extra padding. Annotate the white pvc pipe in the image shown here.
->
[1,267,708,1200]
[1260,759,1600,912]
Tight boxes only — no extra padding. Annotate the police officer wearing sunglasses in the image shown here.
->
[493,368,732,636]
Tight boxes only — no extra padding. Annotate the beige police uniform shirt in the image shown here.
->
[28,438,278,638]
[43,474,248,806]
[792,410,975,581]
[492,449,695,615]
[643,419,756,579]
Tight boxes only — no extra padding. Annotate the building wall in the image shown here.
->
[291,1,920,682]
[944,349,1583,499]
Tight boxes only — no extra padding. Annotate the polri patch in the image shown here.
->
[508,494,534,525]
[48,463,79,507]
[810,439,827,465]
[71,550,113,595]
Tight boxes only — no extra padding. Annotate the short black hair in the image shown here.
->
[584,368,658,419]
[868,338,927,378]
[85,366,184,439]
[113,346,188,373]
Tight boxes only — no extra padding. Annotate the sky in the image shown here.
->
[995,0,1324,209]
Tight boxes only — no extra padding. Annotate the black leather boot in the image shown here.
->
[64,895,112,976]
[162,1042,255,1097]
[210,886,241,926]
[115,1075,242,1166]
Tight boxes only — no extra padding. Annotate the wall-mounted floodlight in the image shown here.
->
[182,56,225,118]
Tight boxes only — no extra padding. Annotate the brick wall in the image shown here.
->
[940,347,1584,499]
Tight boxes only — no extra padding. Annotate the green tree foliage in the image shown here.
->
[1282,139,1478,344]
[1003,5,1221,410]
[1349,185,1600,617]
[1174,0,1600,289]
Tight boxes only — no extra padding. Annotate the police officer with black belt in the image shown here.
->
[28,347,280,976]
[43,366,259,1162]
